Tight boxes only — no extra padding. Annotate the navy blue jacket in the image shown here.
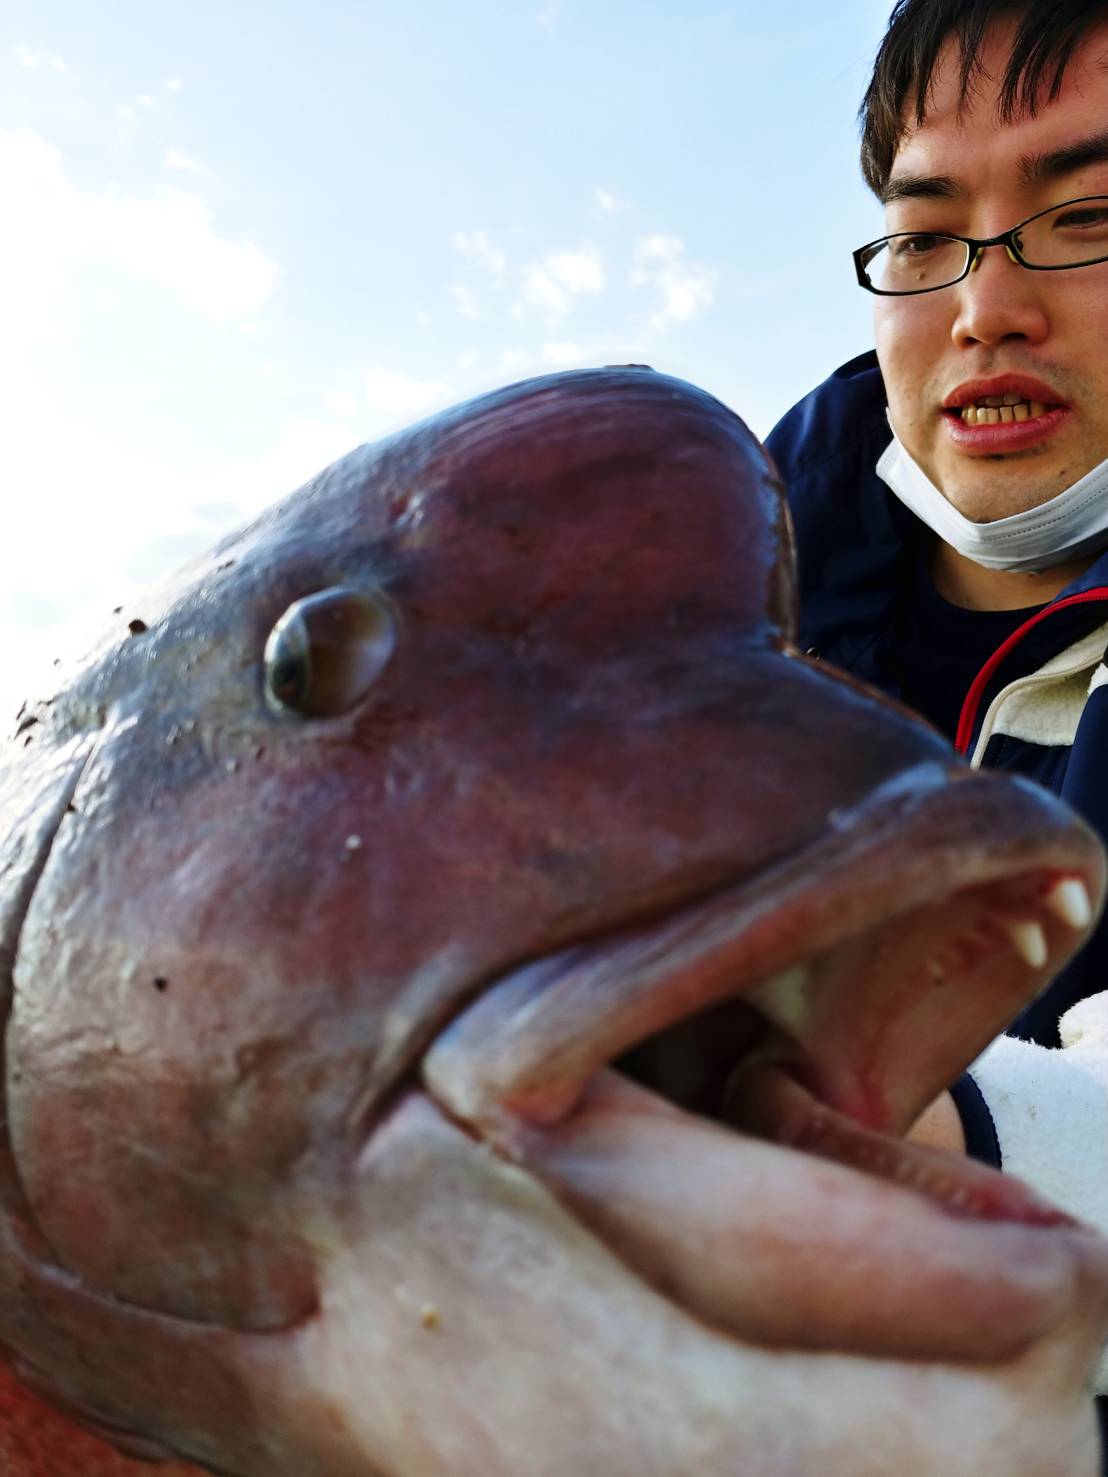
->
[766,350,1108,1049]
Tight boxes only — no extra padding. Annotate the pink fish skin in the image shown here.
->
[0,367,1106,1476]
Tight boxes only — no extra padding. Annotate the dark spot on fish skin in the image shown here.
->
[152,977,169,993]
[127,619,148,636]
[217,560,236,571]
[23,735,33,747]
[112,606,123,615]
[15,715,38,736]
[64,803,77,815]
[234,1038,288,1078]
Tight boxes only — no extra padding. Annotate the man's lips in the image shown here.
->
[942,374,1065,412]
[943,405,1071,455]
[941,374,1071,455]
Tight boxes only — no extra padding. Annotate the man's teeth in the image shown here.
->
[960,395,1048,425]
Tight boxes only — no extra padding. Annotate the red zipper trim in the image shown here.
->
[954,587,1108,756]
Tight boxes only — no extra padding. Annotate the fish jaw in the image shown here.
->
[1,1089,1105,1477]
[424,764,1107,1141]
[413,759,1108,1369]
[248,1092,1108,1477]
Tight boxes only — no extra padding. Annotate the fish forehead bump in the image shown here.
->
[274,366,795,642]
[27,368,789,736]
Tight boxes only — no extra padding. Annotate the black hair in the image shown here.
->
[860,1,1108,196]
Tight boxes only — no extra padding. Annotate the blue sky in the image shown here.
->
[2,0,894,711]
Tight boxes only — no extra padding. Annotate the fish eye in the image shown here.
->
[264,587,397,718]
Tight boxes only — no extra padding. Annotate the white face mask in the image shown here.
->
[875,419,1108,573]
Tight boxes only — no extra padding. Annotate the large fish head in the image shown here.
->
[1,367,1107,1475]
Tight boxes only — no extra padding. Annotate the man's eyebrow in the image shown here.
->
[1018,130,1108,186]
[881,132,1108,206]
[879,174,963,205]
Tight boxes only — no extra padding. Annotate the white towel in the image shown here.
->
[971,993,1108,1391]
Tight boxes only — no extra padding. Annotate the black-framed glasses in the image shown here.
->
[853,195,1108,296]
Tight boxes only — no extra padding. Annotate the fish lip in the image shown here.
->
[422,761,1105,1162]
[941,373,1067,410]
[410,761,1106,1371]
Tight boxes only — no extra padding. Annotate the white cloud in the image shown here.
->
[0,412,364,716]
[323,389,360,418]
[165,149,204,174]
[166,77,183,93]
[451,229,507,275]
[138,93,154,107]
[101,192,276,323]
[630,234,715,329]
[550,250,604,293]
[522,247,605,318]
[592,188,619,215]
[363,367,453,435]
[541,341,584,366]
[0,138,343,717]
[117,105,136,123]
[537,2,561,32]
[0,130,276,333]
[16,45,66,71]
[449,282,481,319]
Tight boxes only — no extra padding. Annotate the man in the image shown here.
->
[767,0,1108,1429]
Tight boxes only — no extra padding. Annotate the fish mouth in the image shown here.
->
[421,760,1107,1363]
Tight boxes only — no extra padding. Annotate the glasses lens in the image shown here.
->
[861,235,968,294]
[1018,197,1108,267]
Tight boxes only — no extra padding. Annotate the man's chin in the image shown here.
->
[928,456,1078,526]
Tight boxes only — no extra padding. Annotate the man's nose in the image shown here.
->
[950,244,1050,349]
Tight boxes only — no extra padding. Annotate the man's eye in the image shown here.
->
[891,233,945,258]
[1053,206,1108,231]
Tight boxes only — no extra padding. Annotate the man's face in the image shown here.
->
[875,18,1108,523]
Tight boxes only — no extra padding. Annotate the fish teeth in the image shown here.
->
[1044,877,1092,930]
[744,964,812,1037]
[1005,920,1048,969]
